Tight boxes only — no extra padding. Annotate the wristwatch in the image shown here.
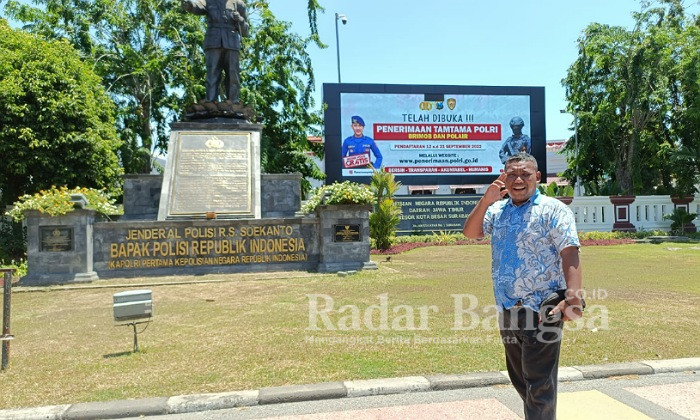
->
[565,297,586,312]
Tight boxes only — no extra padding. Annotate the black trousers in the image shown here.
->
[499,307,563,420]
[205,47,240,103]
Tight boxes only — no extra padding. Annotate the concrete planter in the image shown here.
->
[21,209,99,285]
[315,204,374,273]
[556,196,574,205]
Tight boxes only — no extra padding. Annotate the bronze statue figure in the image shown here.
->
[182,0,252,119]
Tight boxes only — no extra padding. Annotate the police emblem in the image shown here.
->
[447,98,456,110]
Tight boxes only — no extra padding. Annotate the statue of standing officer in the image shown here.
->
[182,0,249,107]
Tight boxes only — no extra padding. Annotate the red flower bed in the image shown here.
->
[371,238,635,255]
[371,240,486,255]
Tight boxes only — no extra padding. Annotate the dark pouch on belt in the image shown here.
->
[539,289,567,323]
[539,289,586,323]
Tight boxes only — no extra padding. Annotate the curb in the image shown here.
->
[1,358,698,420]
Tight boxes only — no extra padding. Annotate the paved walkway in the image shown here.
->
[256,378,699,420]
[1,358,698,419]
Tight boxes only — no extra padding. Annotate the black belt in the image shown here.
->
[504,300,523,310]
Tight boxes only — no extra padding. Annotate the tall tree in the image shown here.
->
[5,0,326,182]
[0,19,122,207]
[562,0,698,195]
[4,0,207,173]
[243,1,324,193]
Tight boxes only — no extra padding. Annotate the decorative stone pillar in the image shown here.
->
[121,174,163,221]
[21,209,99,285]
[609,196,636,232]
[316,204,376,272]
[670,196,697,233]
[261,173,302,218]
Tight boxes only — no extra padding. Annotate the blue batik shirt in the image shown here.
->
[483,190,580,312]
[342,135,383,168]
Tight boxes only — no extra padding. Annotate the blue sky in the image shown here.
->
[264,0,651,141]
[4,0,685,141]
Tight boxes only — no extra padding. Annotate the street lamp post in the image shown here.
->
[335,13,347,83]
[561,109,582,196]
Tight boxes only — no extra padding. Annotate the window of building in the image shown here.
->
[450,185,481,194]
[408,186,439,195]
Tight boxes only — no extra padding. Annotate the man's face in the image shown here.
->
[504,160,540,205]
[352,122,364,137]
[511,124,523,136]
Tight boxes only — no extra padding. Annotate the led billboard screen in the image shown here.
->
[323,84,546,185]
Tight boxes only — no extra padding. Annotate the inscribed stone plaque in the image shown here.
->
[40,226,73,252]
[160,129,260,219]
[334,224,361,242]
[395,194,479,235]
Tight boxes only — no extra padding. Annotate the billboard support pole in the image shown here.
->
[334,13,345,83]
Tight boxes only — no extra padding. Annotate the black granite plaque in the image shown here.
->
[40,226,73,252]
[334,224,361,242]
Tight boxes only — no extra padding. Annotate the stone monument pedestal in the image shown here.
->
[158,119,263,221]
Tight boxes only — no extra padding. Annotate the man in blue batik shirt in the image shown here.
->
[463,152,583,420]
[342,116,383,169]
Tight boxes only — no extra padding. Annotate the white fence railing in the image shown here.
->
[632,196,674,231]
[570,196,615,232]
[567,195,699,232]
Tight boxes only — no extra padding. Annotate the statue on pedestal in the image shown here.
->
[182,0,254,120]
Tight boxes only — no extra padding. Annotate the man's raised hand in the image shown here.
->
[483,172,509,206]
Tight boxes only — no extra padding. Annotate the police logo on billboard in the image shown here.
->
[447,98,456,110]
[436,102,444,110]
[419,101,433,111]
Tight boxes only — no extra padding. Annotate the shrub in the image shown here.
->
[370,198,401,250]
[0,20,123,208]
[369,169,402,251]
[663,208,698,235]
[0,216,26,266]
[6,186,121,222]
[431,230,460,244]
[395,232,469,244]
[0,258,27,280]
[538,182,574,197]
[301,181,373,213]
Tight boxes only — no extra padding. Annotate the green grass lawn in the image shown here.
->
[1,243,698,409]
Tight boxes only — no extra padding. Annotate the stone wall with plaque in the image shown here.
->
[22,203,374,283]
[21,210,99,285]
[159,120,262,220]
[93,218,319,277]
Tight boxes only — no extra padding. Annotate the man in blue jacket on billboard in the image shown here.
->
[341,116,383,169]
